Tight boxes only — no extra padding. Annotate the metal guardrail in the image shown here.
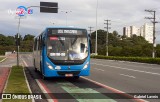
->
[4,52,33,56]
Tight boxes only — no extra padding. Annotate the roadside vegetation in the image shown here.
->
[3,66,31,102]
[0,34,34,55]
[1,29,160,58]
[91,55,160,64]
[91,30,160,57]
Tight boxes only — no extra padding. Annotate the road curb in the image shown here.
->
[0,57,7,63]
[36,79,58,102]
[21,58,35,102]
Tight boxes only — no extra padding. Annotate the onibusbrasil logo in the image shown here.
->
[8,6,33,16]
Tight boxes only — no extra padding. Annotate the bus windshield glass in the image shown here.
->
[47,28,88,61]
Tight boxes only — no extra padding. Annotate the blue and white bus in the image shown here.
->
[33,27,91,79]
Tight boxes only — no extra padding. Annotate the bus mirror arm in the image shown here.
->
[89,39,92,53]
[42,40,45,46]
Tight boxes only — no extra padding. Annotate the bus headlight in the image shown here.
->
[83,62,89,70]
[46,62,54,70]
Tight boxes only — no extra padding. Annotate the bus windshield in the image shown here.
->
[47,29,88,61]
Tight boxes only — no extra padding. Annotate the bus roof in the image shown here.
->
[45,26,86,30]
[34,26,87,39]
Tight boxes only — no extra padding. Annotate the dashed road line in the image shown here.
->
[94,68,105,72]
[91,60,160,69]
[120,74,136,79]
[91,63,160,76]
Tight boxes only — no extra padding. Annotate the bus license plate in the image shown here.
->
[65,74,73,77]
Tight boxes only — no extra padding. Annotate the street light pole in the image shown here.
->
[17,16,21,66]
[95,0,98,55]
[61,11,72,26]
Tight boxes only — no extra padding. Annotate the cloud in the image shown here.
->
[0,0,160,43]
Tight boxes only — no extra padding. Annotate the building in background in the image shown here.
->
[123,23,153,43]
[123,26,140,37]
[123,27,131,37]
[143,23,153,43]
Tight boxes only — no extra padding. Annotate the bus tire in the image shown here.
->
[74,76,79,79]
[42,75,47,80]
[34,68,38,72]
[40,62,42,74]
[34,59,37,72]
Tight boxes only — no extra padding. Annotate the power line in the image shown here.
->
[104,19,111,56]
[145,9,159,58]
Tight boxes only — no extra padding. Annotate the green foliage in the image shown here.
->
[91,30,160,57]
[0,34,34,55]
[23,34,35,41]
[3,66,31,102]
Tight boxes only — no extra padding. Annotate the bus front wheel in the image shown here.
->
[34,59,37,72]
[74,76,79,79]
[42,75,47,80]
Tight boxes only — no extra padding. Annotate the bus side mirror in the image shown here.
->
[42,38,45,46]
[88,34,92,53]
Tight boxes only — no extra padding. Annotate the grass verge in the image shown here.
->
[91,55,160,65]
[3,66,31,102]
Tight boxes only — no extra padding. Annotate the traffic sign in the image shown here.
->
[40,2,58,13]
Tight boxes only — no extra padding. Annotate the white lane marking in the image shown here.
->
[92,63,160,76]
[35,79,53,102]
[81,77,148,102]
[21,58,54,102]
[94,68,104,72]
[29,55,32,58]
[0,57,7,63]
[22,56,54,102]
[120,74,136,79]
[22,58,28,67]
[21,58,35,102]
[91,60,160,69]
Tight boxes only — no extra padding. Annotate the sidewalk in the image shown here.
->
[0,54,17,93]
[0,68,10,93]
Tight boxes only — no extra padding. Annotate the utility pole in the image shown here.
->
[145,9,158,58]
[88,27,94,37]
[95,0,98,55]
[104,20,111,56]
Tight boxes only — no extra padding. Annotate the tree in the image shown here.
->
[23,34,35,41]
[156,44,160,57]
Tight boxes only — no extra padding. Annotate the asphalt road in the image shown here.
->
[20,54,160,102]
[90,59,160,93]
[0,54,18,68]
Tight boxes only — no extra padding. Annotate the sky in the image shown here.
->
[0,0,160,43]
